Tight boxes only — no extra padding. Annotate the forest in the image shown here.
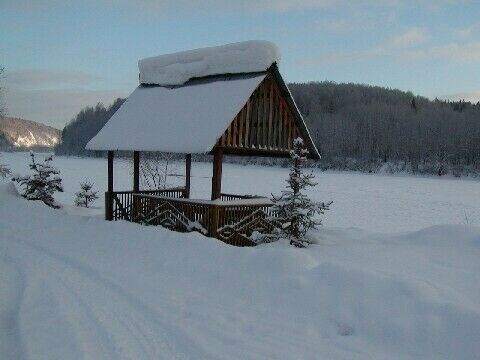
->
[55,82,480,177]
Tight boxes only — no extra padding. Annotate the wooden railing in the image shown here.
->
[219,193,263,201]
[105,187,186,221]
[131,194,278,247]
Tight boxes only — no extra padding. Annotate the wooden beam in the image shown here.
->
[185,153,192,199]
[256,89,262,147]
[263,81,268,148]
[106,150,114,220]
[232,113,238,147]
[218,146,291,158]
[272,91,278,149]
[108,151,114,193]
[245,99,251,148]
[268,81,273,149]
[211,148,223,200]
[278,97,283,150]
[238,107,244,147]
[226,118,232,146]
[133,151,140,192]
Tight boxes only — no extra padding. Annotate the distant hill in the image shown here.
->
[0,117,61,151]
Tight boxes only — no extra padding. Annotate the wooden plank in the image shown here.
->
[272,90,278,149]
[277,96,283,150]
[221,130,226,146]
[133,151,140,192]
[226,120,232,146]
[263,80,268,148]
[107,151,114,193]
[250,95,257,147]
[106,151,114,221]
[232,113,238,147]
[211,148,223,200]
[256,87,263,148]
[268,81,274,149]
[287,113,293,150]
[114,194,129,220]
[283,105,289,150]
[245,99,251,148]
[185,153,191,199]
[238,107,244,147]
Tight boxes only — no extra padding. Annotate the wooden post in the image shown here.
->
[133,151,140,192]
[209,205,219,237]
[106,150,114,220]
[185,153,191,199]
[211,147,223,200]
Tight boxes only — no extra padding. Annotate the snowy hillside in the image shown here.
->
[0,117,60,150]
[1,179,480,359]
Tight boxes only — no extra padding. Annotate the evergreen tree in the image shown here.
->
[74,180,99,208]
[411,97,417,112]
[13,152,63,208]
[271,138,332,247]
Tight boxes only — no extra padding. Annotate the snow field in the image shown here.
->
[1,152,480,359]
[2,151,480,231]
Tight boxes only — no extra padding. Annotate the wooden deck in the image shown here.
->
[106,188,279,247]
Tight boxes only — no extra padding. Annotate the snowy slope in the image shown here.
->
[0,117,60,149]
[1,179,480,359]
[139,40,280,86]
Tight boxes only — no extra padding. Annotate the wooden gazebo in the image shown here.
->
[86,41,319,246]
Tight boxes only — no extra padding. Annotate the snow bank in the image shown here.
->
[1,181,480,359]
[139,40,281,86]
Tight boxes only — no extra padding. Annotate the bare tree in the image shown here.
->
[0,66,6,117]
[138,152,178,189]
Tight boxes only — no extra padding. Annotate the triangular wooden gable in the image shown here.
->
[215,68,318,158]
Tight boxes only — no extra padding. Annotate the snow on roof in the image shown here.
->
[138,40,280,86]
[86,74,266,153]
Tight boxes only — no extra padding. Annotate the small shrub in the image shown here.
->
[74,179,99,208]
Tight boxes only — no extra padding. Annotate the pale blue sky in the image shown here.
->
[1,0,479,128]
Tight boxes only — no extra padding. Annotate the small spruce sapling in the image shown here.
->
[12,152,63,208]
[270,137,332,247]
[74,180,99,208]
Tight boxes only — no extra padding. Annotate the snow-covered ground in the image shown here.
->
[2,151,480,232]
[1,152,480,359]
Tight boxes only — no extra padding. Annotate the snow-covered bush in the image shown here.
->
[12,152,63,208]
[269,138,332,247]
[74,180,99,208]
[0,155,10,178]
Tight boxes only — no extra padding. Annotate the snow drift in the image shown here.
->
[1,181,480,359]
[138,40,281,86]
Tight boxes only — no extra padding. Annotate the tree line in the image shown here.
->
[289,82,480,176]
[54,82,480,177]
[55,98,125,156]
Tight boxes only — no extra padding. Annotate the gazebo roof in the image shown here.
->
[87,73,267,153]
[86,41,319,158]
